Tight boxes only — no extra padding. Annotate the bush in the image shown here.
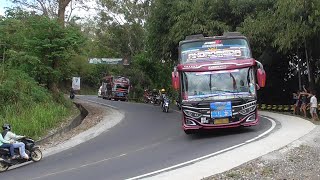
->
[0,69,50,109]
[0,68,74,139]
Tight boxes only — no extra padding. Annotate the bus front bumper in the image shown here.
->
[183,112,259,131]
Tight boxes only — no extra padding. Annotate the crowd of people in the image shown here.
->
[292,86,319,121]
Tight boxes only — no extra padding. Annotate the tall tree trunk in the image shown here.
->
[48,59,60,93]
[309,58,316,92]
[48,0,71,93]
[57,0,72,26]
[304,40,316,92]
[57,6,66,26]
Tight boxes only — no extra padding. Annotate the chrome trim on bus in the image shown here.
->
[182,62,253,69]
[182,106,210,110]
[233,100,256,108]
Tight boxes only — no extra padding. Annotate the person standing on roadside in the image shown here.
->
[310,91,319,121]
[300,85,310,117]
[293,90,300,115]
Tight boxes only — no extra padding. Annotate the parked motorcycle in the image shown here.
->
[0,137,43,172]
[144,95,152,103]
[154,95,161,105]
[162,98,170,113]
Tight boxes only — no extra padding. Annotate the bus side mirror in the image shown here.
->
[257,68,266,88]
[256,61,266,88]
[172,71,180,90]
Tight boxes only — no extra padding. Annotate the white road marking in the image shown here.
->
[126,116,276,180]
[82,99,118,109]
[30,154,125,179]
[72,97,276,180]
[30,136,181,180]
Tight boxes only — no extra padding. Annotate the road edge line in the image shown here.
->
[126,116,276,180]
[43,99,124,157]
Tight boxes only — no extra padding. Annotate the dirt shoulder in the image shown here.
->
[204,115,320,180]
[40,99,107,151]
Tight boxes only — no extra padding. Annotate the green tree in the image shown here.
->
[1,9,86,92]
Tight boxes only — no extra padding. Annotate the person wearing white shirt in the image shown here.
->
[310,91,319,121]
[2,124,29,159]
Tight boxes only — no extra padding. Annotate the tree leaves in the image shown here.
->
[0,10,86,89]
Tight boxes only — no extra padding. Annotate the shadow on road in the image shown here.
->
[187,127,256,140]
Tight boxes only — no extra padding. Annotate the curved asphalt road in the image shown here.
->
[2,95,272,180]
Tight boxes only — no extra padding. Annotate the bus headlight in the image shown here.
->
[183,110,202,119]
[239,105,256,115]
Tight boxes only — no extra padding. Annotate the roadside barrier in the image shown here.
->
[257,103,320,112]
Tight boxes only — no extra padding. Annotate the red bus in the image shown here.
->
[101,76,130,101]
[172,32,266,134]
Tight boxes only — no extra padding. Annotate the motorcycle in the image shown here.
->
[69,88,75,99]
[0,137,43,172]
[151,95,161,105]
[155,96,161,105]
[143,95,152,103]
[70,92,75,99]
[162,98,170,113]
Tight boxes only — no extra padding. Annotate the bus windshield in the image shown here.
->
[181,67,255,100]
[114,84,129,90]
[180,38,251,63]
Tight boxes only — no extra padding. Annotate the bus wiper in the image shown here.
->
[193,93,223,106]
[225,90,247,103]
[192,90,247,107]
[211,89,247,104]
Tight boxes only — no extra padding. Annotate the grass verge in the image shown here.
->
[0,100,77,141]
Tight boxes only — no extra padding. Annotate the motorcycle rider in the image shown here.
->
[159,89,168,106]
[70,88,75,99]
[0,133,15,160]
[151,89,159,104]
[2,124,29,159]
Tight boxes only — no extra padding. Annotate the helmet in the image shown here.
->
[2,124,11,131]
[161,89,165,93]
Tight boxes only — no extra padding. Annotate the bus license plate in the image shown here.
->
[214,118,229,124]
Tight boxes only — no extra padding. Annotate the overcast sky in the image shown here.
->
[0,0,13,16]
[0,0,98,19]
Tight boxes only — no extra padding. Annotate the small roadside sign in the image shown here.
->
[72,77,81,90]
